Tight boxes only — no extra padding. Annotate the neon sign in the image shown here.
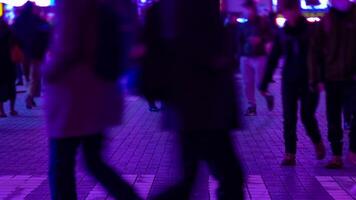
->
[0,0,54,7]
[272,0,328,10]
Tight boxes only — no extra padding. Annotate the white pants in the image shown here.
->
[240,56,267,107]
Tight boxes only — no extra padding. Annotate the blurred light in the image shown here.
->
[272,0,278,11]
[140,0,147,3]
[272,0,328,10]
[0,0,54,7]
[236,18,248,23]
[276,17,286,28]
[0,3,3,17]
[306,17,321,22]
[301,0,328,9]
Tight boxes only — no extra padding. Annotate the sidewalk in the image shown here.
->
[0,79,355,200]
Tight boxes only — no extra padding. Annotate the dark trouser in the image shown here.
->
[154,130,244,200]
[325,81,356,156]
[49,134,140,200]
[344,105,353,126]
[16,64,23,84]
[282,82,322,154]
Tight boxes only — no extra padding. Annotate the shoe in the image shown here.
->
[10,111,18,116]
[281,154,296,166]
[149,107,160,112]
[265,95,274,111]
[244,106,257,116]
[325,156,343,169]
[315,142,326,160]
[348,152,356,165]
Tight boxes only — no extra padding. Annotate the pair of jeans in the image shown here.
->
[282,81,322,154]
[325,81,356,155]
[49,134,141,200]
[154,130,244,200]
[240,56,267,107]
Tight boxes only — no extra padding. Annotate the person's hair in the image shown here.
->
[242,0,257,9]
[22,1,35,14]
[280,0,300,11]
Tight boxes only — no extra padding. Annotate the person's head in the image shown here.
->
[242,0,258,20]
[22,1,35,15]
[330,0,353,11]
[281,0,301,24]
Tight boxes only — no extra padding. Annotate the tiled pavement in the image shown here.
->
[0,78,356,200]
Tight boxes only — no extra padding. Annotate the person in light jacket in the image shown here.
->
[43,0,142,199]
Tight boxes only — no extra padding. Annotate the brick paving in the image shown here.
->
[0,78,356,200]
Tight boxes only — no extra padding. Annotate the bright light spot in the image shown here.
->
[140,0,147,3]
[307,17,321,22]
[236,18,248,23]
[301,0,328,10]
[276,17,286,28]
[0,0,53,7]
[272,0,329,10]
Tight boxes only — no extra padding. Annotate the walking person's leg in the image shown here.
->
[344,81,356,164]
[16,64,24,86]
[82,134,142,200]
[153,131,200,200]
[255,56,274,111]
[0,101,5,117]
[325,82,344,169]
[343,107,352,130]
[49,137,80,200]
[204,131,244,200]
[300,90,325,160]
[9,82,18,116]
[240,57,257,115]
[26,61,41,109]
[23,57,31,83]
[281,83,299,165]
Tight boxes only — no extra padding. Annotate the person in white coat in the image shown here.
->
[44,0,141,199]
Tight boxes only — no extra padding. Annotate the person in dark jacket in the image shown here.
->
[309,0,356,169]
[141,0,245,199]
[260,0,325,166]
[237,0,274,116]
[0,18,18,118]
[12,2,51,109]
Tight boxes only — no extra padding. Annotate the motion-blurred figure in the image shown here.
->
[44,0,142,199]
[309,0,356,168]
[0,18,19,118]
[260,0,325,166]
[237,0,274,116]
[140,0,244,199]
[12,2,51,109]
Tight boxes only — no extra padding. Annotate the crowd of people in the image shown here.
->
[0,0,355,199]
[0,2,51,117]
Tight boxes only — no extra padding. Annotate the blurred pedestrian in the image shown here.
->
[260,0,325,166]
[237,0,274,116]
[0,18,20,118]
[140,0,245,199]
[343,108,353,131]
[309,0,356,168]
[44,0,142,199]
[12,2,51,109]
